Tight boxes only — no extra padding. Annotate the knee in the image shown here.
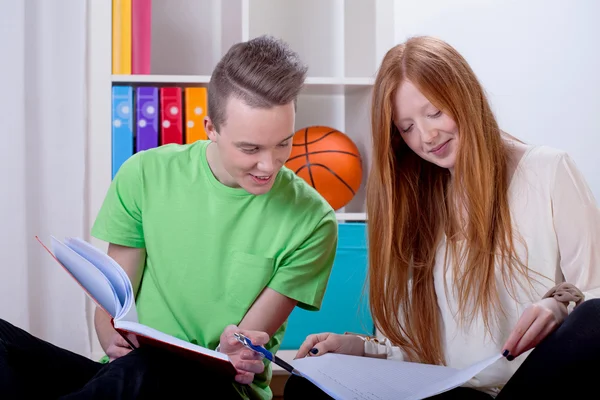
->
[0,318,11,330]
[0,318,14,339]
[283,374,302,399]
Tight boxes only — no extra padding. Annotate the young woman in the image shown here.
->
[284,36,600,399]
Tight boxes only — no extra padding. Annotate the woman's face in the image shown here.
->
[393,80,459,172]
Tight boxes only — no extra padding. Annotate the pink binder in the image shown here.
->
[132,0,151,74]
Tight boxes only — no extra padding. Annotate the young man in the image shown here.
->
[0,35,338,400]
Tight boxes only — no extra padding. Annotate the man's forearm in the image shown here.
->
[94,306,117,352]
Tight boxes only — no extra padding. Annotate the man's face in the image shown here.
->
[205,96,295,195]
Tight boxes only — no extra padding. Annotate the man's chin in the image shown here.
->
[237,179,273,195]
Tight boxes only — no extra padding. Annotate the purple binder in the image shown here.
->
[136,87,159,152]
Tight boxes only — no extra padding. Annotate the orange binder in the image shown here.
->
[184,87,208,143]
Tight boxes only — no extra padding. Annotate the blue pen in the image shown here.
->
[233,332,302,376]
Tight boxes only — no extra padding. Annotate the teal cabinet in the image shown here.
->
[281,222,374,350]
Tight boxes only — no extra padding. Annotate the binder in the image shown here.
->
[184,87,208,143]
[136,87,159,152]
[131,0,151,74]
[112,0,132,74]
[112,86,134,179]
[160,87,183,145]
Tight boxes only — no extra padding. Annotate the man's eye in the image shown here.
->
[241,148,258,154]
[278,142,290,148]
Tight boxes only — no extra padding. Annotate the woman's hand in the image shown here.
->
[295,332,365,359]
[219,325,269,385]
[502,297,568,360]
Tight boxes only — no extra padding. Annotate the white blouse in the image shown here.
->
[366,145,600,397]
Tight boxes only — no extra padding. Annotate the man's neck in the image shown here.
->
[206,141,238,188]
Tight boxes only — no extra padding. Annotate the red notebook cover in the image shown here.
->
[112,324,236,376]
[160,87,183,145]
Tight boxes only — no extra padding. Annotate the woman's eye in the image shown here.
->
[429,110,442,118]
[401,125,413,133]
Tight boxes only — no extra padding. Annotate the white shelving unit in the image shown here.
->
[87,0,395,359]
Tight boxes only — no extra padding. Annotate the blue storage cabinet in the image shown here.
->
[280,222,374,350]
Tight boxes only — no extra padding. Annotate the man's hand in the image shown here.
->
[503,297,568,360]
[105,331,139,362]
[219,325,270,385]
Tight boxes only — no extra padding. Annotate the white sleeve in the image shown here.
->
[551,153,600,301]
[363,329,408,361]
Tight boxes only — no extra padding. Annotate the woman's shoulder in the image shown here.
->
[524,144,571,163]
[515,143,574,182]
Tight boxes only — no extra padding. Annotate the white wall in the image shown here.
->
[394,0,600,199]
[0,0,90,355]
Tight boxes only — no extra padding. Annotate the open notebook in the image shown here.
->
[37,236,236,376]
[290,352,503,400]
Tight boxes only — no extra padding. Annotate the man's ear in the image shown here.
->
[204,116,218,142]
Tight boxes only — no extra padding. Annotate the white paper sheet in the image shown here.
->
[291,352,502,400]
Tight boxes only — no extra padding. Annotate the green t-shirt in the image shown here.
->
[91,140,338,399]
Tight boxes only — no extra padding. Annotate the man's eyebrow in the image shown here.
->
[234,133,295,148]
[281,132,295,142]
[235,141,260,147]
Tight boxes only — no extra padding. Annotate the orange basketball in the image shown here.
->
[285,126,363,211]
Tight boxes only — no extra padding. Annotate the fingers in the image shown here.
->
[107,345,132,361]
[512,308,559,358]
[221,325,270,350]
[234,358,265,375]
[222,324,240,346]
[239,349,263,362]
[511,317,548,358]
[235,371,255,385]
[115,333,137,349]
[308,336,338,357]
[126,333,140,348]
[239,329,270,347]
[234,352,264,385]
[504,302,561,360]
[295,333,330,359]
[502,307,535,357]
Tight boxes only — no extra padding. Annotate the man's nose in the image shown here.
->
[257,152,275,173]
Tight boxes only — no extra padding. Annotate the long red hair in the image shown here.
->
[367,36,528,365]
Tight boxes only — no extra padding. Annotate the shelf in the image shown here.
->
[111,74,212,84]
[111,75,374,95]
[335,212,366,222]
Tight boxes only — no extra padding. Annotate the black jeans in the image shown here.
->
[284,298,600,399]
[0,318,242,399]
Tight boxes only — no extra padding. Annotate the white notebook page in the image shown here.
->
[291,353,502,400]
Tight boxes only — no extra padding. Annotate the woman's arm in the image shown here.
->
[550,152,600,301]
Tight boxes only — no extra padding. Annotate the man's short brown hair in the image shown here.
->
[207,35,308,131]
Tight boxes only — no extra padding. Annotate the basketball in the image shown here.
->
[285,126,363,211]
